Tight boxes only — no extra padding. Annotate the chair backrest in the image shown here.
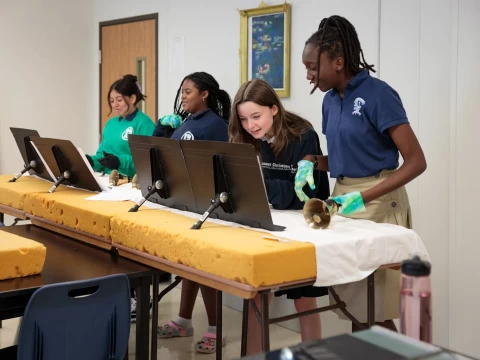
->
[17,274,131,360]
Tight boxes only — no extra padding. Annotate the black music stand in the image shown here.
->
[128,135,197,213]
[9,128,51,182]
[181,140,285,231]
[29,136,102,193]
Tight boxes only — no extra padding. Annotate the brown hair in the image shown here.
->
[107,74,146,116]
[229,79,313,157]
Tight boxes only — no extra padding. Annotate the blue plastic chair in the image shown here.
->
[17,274,131,360]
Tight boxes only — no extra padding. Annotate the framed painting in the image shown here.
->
[239,2,291,97]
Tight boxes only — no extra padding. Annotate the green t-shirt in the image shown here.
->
[90,109,155,178]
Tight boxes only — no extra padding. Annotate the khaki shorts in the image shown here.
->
[329,169,411,323]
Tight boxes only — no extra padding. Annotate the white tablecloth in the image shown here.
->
[86,175,430,287]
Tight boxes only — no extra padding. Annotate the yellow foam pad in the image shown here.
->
[0,231,46,280]
[0,174,54,210]
[24,187,135,239]
[0,176,316,287]
[111,210,316,287]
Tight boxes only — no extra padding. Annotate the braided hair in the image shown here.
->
[107,74,146,115]
[173,72,231,121]
[306,15,375,94]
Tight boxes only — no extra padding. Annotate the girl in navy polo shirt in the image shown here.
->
[155,72,232,354]
[153,71,230,142]
[229,79,330,355]
[296,16,427,331]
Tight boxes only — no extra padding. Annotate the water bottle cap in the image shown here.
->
[401,255,431,276]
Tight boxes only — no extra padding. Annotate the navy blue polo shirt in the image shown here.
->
[170,109,228,142]
[322,70,409,178]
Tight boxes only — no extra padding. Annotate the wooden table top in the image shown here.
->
[0,225,157,298]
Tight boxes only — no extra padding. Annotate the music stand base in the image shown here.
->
[9,164,35,182]
[191,196,225,230]
[49,171,71,193]
[128,181,165,212]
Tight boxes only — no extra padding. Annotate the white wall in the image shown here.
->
[381,1,480,356]
[450,0,480,356]
[379,0,453,348]
[0,0,97,174]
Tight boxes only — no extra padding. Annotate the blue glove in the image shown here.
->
[294,160,315,202]
[329,191,366,215]
[159,114,183,129]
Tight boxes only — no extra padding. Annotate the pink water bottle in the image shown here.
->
[400,255,432,343]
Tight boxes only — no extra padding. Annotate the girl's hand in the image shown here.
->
[99,154,120,170]
[295,160,316,202]
[330,191,366,215]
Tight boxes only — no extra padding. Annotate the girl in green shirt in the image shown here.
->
[86,74,155,179]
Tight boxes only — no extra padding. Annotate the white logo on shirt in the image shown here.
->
[352,97,365,116]
[122,127,134,140]
[181,131,195,140]
[262,162,297,174]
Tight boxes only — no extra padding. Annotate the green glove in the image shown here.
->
[159,114,183,129]
[295,160,315,202]
[329,191,366,215]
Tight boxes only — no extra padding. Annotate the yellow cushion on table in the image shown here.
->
[0,174,54,210]
[0,231,46,280]
[24,187,135,239]
[111,210,316,287]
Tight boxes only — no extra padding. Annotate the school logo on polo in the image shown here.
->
[352,97,365,116]
[122,127,134,140]
[181,131,194,140]
[262,162,296,173]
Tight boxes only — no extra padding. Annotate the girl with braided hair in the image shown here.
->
[152,71,231,141]
[155,72,231,354]
[296,15,427,331]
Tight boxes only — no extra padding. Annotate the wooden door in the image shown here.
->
[99,14,157,135]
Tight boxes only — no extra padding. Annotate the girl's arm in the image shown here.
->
[301,125,426,205]
[297,124,426,206]
[117,119,156,178]
[267,130,323,210]
[89,124,108,173]
[360,123,426,203]
[302,154,329,172]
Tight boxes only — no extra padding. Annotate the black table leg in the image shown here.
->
[136,276,151,360]
[367,272,375,327]
[240,299,249,357]
[216,290,223,360]
[0,212,4,224]
[260,292,270,353]
[151,274,159,360]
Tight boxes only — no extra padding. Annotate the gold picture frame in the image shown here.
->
[239,1,291,97]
